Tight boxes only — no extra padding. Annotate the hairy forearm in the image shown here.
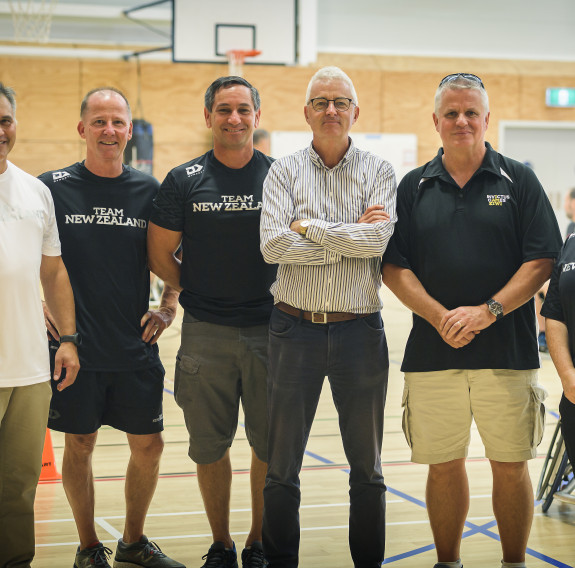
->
[382,263,446,330]
[494,258,554,315]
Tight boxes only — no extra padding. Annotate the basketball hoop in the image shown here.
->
[226,49,261,77]
[8,0,58,43]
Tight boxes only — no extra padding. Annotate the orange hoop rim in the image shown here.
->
[226,49,262,60]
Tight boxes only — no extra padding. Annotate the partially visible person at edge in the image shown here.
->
[542,235,575,477]
[147,76,275,568]
[382,72,562,568]
[260,66,396,568]
[39,87,184,568]
[0,82,80,568]
[536,188,575,354]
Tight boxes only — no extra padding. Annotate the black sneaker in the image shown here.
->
[433,563,463,568]
[74,542,113,568]
[114,535,186,568]
[201,542,238,568]
[241,542,267,568]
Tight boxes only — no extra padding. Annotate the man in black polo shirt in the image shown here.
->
[148,76,274,568]
[382,73,562,568]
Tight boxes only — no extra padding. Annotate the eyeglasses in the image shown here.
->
[439,73,485,89]
[308,97,355,112]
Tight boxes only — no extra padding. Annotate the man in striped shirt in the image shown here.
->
[260,66,397,568]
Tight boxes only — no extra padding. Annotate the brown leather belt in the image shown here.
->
[275,301,371,324]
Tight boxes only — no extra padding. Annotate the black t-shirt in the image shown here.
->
[541,234,575,361]
[383,143,562,372]
[150,149,276,327]
[39,162,161,371]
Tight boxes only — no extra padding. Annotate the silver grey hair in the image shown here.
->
[434,77,489,114]
[305,66,359,106]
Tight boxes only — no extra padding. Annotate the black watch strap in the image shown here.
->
[59,332,82,346]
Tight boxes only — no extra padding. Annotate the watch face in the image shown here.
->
[301,220,310,228]
[488,300,503,317]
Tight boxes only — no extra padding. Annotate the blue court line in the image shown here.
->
[162,367,569,565]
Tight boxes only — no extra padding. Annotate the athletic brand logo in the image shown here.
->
[52,171,71,182]
[486,194,511,206]
[152,413,163,423]
[562,262,575,272]
[186,164,203,177]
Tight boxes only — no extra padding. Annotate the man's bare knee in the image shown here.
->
[127,432,164,461]
[64,432,98,458]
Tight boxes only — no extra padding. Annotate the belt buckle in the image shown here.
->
[311,311,327,324]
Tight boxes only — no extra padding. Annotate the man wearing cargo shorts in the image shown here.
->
[382,73,562,568]
[148,76,275,568]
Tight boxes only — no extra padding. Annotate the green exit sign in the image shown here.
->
[546,88,575,108]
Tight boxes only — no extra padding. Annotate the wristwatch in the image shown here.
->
[299,219,311,236]
[59,332,82,346]
[485,298,504,321]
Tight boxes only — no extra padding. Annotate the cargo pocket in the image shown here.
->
[531,384,548,447]
[174,354,200,406]
[401,384,413,448]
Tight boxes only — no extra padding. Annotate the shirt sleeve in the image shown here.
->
[541,237,569,322]
[41,182,61,256]
[382,170,417,270]
[260,160,342,266]
[149,170,185,232]
[304,160,397,258]
[516,165,563,262]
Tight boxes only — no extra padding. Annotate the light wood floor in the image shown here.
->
[34,287,575,568]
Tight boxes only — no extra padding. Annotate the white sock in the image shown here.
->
[501,562,526,568]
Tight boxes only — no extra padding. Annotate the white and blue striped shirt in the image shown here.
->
[260,140,397,313]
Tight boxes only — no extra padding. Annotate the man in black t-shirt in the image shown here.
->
[382,74,562,568]
[148,77,274,568]
[39,88,183,568]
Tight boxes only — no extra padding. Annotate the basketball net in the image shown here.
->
[8,0,58,43]
[226,49,261,77]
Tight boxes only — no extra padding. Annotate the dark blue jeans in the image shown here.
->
[263,308,389,568]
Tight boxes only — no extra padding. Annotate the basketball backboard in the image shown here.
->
[172,0,297,65]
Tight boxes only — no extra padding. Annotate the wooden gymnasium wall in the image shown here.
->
[3,53,575,181]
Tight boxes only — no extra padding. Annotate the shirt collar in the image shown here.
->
[422,142,502,183]
[308,137,357,170]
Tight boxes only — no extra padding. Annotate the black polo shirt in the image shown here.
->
[383,142,562,372]
[541,234,575,360]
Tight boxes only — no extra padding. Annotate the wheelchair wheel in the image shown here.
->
[542,451,570,512]
[537,421,564,501]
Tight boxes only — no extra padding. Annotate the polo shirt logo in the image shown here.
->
[52,171,71,182]
[486,194,511,206]
[186,164,203,177]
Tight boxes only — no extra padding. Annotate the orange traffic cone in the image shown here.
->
[40,428,61,481]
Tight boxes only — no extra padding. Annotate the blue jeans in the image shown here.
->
[263,308,389,568]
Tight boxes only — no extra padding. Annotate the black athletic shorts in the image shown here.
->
[48,343,165,435]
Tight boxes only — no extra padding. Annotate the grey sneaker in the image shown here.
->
[114,535,186,568]
[74,542,113,567]
[241,542,267,568]
[201,542,238,568]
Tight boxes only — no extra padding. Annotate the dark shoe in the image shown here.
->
[114,535,186,567]
[201,542,238,568]
[433,563,463,568]
[74,542,113,568]
[538,331,549,353]
[241,542,267,568]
